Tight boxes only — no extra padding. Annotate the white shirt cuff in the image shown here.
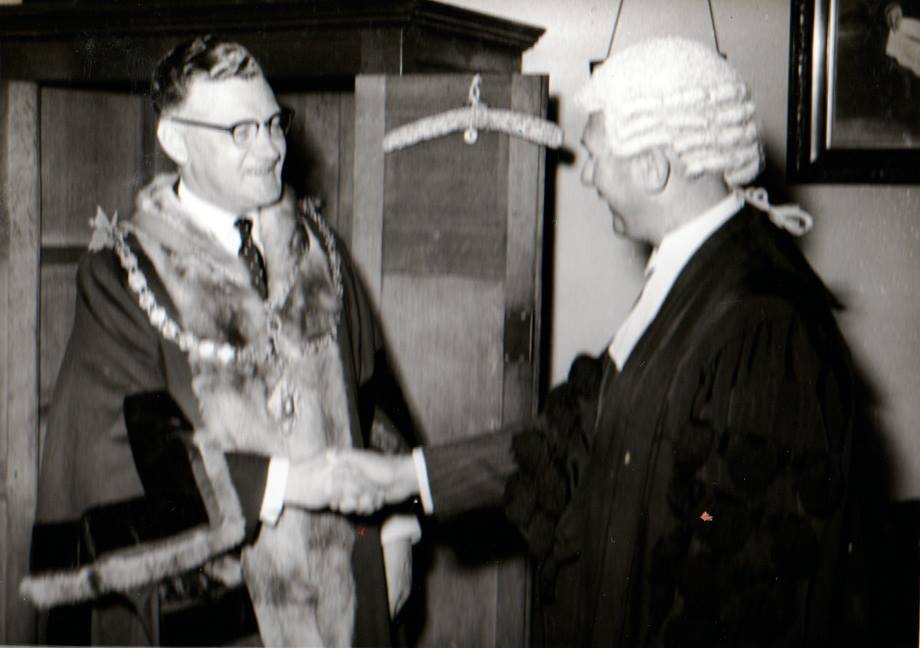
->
[412,447,434,514]
[380,514,422,545]
[259,456,289,526]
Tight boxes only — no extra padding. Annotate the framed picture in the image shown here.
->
[789,0,920,182]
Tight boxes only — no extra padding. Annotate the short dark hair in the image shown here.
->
[150,35,263,114]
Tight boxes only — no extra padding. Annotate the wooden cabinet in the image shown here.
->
[0,2,548,645]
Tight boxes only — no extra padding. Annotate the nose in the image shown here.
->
[251,122,284,160]
[580,159,595,187]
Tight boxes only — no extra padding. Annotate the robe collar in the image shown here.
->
[608,190,744,370]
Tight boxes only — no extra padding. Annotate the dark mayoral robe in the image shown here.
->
[425,205,863,647]
[26,180,411,646]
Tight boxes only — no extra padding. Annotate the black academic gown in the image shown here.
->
[28,199,411,646]
[425,206,864,647]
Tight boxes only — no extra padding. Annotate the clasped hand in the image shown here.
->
[284,449,419,515]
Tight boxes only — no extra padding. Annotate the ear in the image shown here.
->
[156,120,189,166]
[630,148,670,194]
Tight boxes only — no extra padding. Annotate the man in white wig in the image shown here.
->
[334,36,867,646]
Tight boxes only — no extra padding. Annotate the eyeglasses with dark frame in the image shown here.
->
[166,107,295,147]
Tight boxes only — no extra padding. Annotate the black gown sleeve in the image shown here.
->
[423,352,605,554]
[657,305,854,646]
[29,247,269,581]
[124,391,268,546]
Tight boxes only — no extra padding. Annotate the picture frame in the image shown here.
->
[788,0,920,182]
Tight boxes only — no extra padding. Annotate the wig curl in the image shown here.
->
[576,37,763,186]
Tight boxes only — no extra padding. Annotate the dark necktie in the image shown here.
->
[234,217,268,300]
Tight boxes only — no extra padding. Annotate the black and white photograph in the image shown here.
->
[0,0,919,646]
[790,0,920,180]
[833,0,920,147]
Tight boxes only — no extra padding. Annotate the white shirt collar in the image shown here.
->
[650,189,744,277]
[176,180,262,255]
[608,190,744,370]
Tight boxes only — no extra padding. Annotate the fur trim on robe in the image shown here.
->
[19,443,246,607]
[22,174,358,647]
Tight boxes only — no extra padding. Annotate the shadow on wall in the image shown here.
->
[537,95,571,402]
[848,359,919,647]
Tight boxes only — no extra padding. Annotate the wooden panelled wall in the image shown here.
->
[352,74,545,647]
[0,73,545,646]
[2,80,41,645]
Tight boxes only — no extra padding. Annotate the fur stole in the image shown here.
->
[135,174,356,647]
[23,174,358,647]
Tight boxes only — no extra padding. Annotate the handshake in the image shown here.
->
[283,449,422,515]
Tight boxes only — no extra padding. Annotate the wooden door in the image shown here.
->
[351,73,547,648]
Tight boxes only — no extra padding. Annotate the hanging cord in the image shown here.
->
[382,74,564,153]
[603,0,723,59]
[706,0,723,56]
[604,0,626,58]
[743,187,814,236]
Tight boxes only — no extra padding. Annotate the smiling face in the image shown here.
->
[166,74,286,213]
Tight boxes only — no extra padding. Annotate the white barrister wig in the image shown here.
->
[575,37,764,186]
